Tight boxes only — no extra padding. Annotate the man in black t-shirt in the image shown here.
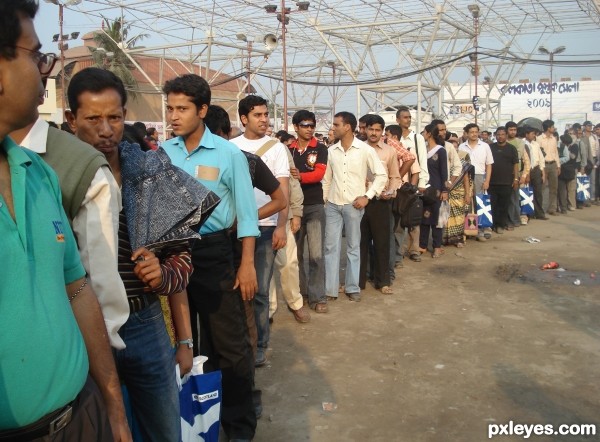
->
[289,110,329,312]
[489,127,519,234]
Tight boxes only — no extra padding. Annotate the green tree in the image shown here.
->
[89,17,148,96]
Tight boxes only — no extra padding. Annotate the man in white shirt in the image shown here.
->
[11,116,129,350]
[459,123,494,241]
[231,94,289,367]
[323,111,387,302]
[523,126,548,220]
[396,106,429,261]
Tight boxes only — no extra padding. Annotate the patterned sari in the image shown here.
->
[443,157,474,246]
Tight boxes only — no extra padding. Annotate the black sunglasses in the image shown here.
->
[298,123,316,129]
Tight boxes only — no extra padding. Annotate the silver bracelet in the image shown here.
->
[68,277,88,303]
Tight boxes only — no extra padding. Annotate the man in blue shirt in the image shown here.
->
[162,74,259,442]
[0,2,129,440]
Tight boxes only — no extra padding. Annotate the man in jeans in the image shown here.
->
[537,120,561,215]
[231,95,289,367]
[323,112,387,302]
[289,109,329,313]
[459,123,494,241]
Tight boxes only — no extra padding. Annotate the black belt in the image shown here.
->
[545,161,556,164]
[0,402,73,442]
[128,293,159,314]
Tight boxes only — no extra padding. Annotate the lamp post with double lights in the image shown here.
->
[538,45,566,120]
[265,1,309,131]
[468,4,480,126]
[45,0,82,119]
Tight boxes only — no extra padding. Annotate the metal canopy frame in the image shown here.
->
[64,0,600,128]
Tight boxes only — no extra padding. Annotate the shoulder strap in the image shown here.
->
[413,133,422,166]
[255,139,278,158]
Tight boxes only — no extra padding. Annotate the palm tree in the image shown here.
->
[89,17,149,96]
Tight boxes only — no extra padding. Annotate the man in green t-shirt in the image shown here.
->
[0,2,130,441]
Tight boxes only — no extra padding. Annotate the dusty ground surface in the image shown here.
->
[253,207,600,442]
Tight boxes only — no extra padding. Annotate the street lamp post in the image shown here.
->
[468,4,480,126]
[45,0,82,120]
[327,60,337,117]
[538,45,566,120]
[265,1,309,131]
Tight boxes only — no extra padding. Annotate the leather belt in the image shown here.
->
[0,402,73,442]
[545,161,556,164]
[128,293,159,314]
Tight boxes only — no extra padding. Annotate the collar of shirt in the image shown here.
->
[170,127,218,156]
[460,139,486,150]
[290,136,317,151]
[18,117,49,154]
[4,136,33,168]
[331,136,363,152]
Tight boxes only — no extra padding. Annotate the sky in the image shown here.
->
[34,2,600,118]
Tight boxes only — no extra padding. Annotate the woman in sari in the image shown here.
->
[443,134,475,247]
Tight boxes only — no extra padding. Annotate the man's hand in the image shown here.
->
[482,181,490,191]
[352,195,369,209]
[272,226,287,250]
[234,261,257,301]
[131,247,162,289]
[379,190,394,200]
[290,167,301,181]
[290,216,301,234]
[542,172,546,184]
[108,408,133,442]
[520,174,528,185]
[176,345,193,377]
[512,179,519,191]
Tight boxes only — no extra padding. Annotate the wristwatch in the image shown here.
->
[178,338,194,349]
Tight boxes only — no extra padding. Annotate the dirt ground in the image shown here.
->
[253,207,600,442]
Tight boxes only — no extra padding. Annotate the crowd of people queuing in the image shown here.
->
[1,2,599,441]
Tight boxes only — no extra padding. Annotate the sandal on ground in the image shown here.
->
[314,303,328,313]
[432,249,444,258]
[380,286,393,295]
[409,252,422,262]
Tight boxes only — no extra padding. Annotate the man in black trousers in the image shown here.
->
[489,127,519,234]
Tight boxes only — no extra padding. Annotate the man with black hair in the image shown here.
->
[523,126,548,220]
[481,130,492,144]
[161,74,259,441]
[581,120,597,204]
[290,109,329,312]
[231,94,289,368]
[357,114,369,141]
[537,120,560,215]
[395,106,429,260]
[0,3,129,440]
[506,121,531,227]
[359,114,401,294]
[323,111,387,302]
[459,123,494,241]
[489,127,519,234]
[67,67,194,442]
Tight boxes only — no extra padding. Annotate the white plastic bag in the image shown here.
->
[437,200,450,228]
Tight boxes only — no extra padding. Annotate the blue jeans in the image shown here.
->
[254,226,277,351]
[114,300,179,442]
[324,202,364,296]
[296,204,326,307]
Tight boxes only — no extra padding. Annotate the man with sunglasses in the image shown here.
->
[0,2,130,441]
[289,110,329,312]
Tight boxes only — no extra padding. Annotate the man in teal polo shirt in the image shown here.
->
[162,74,259,442]
[0,2,129,441]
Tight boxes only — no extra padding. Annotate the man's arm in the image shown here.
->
[520,148,531,184]
[258,185,286,220]
[399,158,415,178]
[513,162,520,190]
[67,278,131,442]
[272,177,289,250]
[234,236,258,300]
[72,167,129,350]
[483,163,492,191]
[169,291,193,376]
[322,153,332,203]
